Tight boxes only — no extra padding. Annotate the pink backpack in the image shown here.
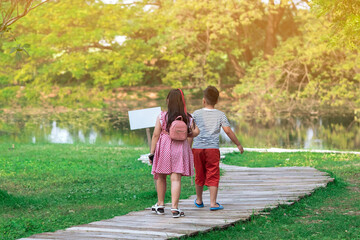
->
[169,116,188,141]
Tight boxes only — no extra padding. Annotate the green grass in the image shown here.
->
[187,152,360,240]
[1,145,359,240]
[0,143,196,240]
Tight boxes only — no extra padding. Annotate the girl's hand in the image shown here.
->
[149,153,154,165]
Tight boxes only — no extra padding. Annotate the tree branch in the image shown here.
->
[1,0,50,32]
[6,0,50,27]
[227,50,246,78]
[29,0,50,12]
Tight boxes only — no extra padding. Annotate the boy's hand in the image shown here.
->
[222,126,244,154]
[237,145,244,154]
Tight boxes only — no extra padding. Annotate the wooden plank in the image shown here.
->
[175,200,293,206]
[104,218,219,230]
[20,239,54,240]
[111,215,237,225]
[89,221,210,233]
[221,168,322,172]
[219,179,333,183]
[30,231,166,240]
[220,171,325,175]
[66,227,183,238]
[127,210,251,219]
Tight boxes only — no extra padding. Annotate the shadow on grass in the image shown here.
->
[0,189,46,210]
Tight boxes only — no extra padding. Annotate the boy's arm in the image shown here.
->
[222,126,244,154]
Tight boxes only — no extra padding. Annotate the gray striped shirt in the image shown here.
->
[192,108,230,149]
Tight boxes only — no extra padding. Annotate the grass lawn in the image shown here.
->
[1,144,359,240]
[187,152,360,240]
[0,143,196,240]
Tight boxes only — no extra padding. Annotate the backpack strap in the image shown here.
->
[178,88,192,128]
[175,116,183,121]
[161,111,168,132]
[189,116,193,127]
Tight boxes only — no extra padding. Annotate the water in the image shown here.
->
[1,107,359,150]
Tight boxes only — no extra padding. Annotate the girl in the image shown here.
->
[149,89,199,218]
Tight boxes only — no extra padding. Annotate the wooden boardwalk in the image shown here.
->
[21,163,334,240]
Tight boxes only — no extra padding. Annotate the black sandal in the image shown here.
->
[171,208,185,218]
[151,203,165,215]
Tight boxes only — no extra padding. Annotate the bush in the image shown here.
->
[0,86,19,107]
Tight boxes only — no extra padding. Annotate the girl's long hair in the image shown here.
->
[166,89,191,132]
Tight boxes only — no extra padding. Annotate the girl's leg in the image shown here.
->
[170,173,182,209]
[157,174,167,206]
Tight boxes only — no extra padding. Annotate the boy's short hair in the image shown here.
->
[204,86,219,106]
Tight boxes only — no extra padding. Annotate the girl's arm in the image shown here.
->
[187,122,200,147]
[187,138,193,147]
[191,123,200,138]
[150,117,162,155]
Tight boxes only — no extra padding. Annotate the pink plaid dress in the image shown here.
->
[151,111,194,179]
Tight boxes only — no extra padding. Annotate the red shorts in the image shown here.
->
[192,149,220,187]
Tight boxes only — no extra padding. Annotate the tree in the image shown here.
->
[1,0,358,113]
[234,11,360,117]
[0,0,50,34]
[0,0,308,92]
[263,0,311,57]
[314,0,360,49]
[1,0,51,60]
[1,0,156,88]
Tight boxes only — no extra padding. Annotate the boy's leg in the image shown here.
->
[195,184,204,204]
[156,174,167,206]
[170,173,182,209]
[204,149,221,208]
[193,149,206,204]
[209,186,219,208]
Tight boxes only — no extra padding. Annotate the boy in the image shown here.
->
[192,86,244,211]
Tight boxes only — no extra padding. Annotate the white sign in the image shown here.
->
[128,107,161,130]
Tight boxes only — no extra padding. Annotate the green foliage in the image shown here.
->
[1,0,300,89]
[234,12,360,117]
[9,44,30,61]
[314,0,360,49]
[0,86,19,107]
[0,0,359,115]
[155,0,266,87]
[2,0,155,89]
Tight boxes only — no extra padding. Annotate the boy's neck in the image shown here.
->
[203,104,215,109]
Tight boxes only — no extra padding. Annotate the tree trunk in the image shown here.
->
[237,24,253,64]
[264,0,285,57]
[227,51,245,78]
[231,2,254,64]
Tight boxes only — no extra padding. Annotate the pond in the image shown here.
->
[1,101,359,151]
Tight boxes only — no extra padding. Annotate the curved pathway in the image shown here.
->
[21,149,334,240]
